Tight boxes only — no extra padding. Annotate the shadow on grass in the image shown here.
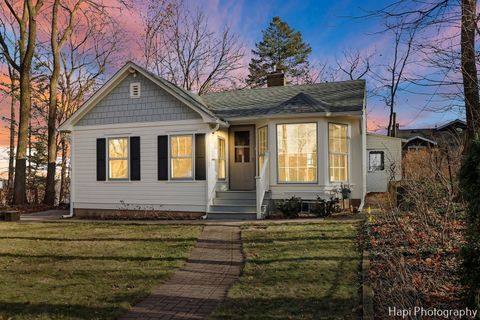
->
[249,255,359,265]
[247,235,357,243]
[0,252,187,262]
[0,236,198,242]
[0,301,126,320]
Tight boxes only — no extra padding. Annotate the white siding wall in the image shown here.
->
[72,119,210,212]
[366,134,402,193]
[206,128,229,209]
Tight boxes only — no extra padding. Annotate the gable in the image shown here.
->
[76,73,201,126]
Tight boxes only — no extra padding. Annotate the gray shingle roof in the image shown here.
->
[201,80,365,119]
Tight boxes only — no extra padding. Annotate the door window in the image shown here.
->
[234,131,250,163]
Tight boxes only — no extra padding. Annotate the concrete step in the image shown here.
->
[207,212,256,220]
[216,190,256,200]
[213,198,256,205]
[209,204,256,213]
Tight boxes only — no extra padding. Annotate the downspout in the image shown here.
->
[202,121,222,219]
[63,132,74,218]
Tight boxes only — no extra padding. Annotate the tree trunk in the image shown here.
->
[13,69,31,205]
[461,0,480,144]
[7,84,16,204]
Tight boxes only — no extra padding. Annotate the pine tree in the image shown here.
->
[246,16,312,87]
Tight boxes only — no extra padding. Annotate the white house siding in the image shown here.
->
[366,134,402,193]
[243,115,366,202]
[72,119,210,212]
[206,128,229,210]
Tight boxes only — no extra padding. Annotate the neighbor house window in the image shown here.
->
[218,137,226,180]
[277,123,317,183]
[328,123,349,182]
[108,137,129,180]
[368,151,384,172]
[258,126,268,171]
[171,135,193,179]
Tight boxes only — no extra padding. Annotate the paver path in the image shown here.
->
[118,225,243,320]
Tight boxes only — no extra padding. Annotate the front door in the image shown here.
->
[229,125,255,190]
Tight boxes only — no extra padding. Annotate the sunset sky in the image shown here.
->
[0,0,465,174]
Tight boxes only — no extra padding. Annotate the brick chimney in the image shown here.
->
[266,67,285,87]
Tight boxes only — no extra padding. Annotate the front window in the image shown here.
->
[218,138,226,180]
[369,151,384,171]
[171,135,193,179]
[329,123,349,182]
[277,123,317,183]
[108,137,129,180]
[258,127,268,171]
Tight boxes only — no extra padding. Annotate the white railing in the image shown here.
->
[255,152,270,219]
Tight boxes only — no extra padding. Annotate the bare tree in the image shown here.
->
[460,0,479,143]
[336,49,372,80]
[370,21,416,136]
[0,14,19,204]
[140,0,245,94]
[0,0,44,205]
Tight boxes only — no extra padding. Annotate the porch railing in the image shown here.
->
[255,152,270,219]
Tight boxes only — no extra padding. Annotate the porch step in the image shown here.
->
[209,204,256,213]
[207,212,257,220]
[215,190,256,200]
[213,198,256,205]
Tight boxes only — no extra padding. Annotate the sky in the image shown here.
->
[0,0,466,174]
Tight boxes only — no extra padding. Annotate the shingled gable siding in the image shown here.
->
[77,73,201,126]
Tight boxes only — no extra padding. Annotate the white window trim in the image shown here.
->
[107,137,130,181]
[328,122,350,183]
[218,137,226,180]
[170,134,194,180]
[130,82,141,98]
[258,126,268,175]
[276,122,318,184]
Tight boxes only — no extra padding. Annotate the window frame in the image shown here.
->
[258,126,268,174]
[169,134,194,180]
[218,137,226,180]
[107,136,130,181]
[328,122,350,183]
[368,151,385,172]
[276,122,318,184]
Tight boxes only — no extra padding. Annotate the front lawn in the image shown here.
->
[212,221,361,320]
[0,222,201,320]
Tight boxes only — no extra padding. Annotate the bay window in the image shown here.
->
[218,137,226,180]
[277,123,317,183]
[108,137,129,180]
[328,123,349,182]
[171,135,193,179]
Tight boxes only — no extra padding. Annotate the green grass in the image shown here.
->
[212,222,361,320]
[0,222,201,320]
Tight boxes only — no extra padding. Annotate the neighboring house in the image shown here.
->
[397,119,466,151]
[59,61,400,219]
[366,134,403,193]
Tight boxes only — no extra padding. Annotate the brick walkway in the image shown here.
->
[118,225,243,320]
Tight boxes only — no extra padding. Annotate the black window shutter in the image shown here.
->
[195,134,206,180]
[130,137,141,180]
[96,138,106,181]
[158,135,168,180]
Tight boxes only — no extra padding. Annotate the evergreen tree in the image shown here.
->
[246,16,312,87]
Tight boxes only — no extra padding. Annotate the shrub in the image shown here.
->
[459,135,480,310]
[276,196,301,218]
[310,197,339,217]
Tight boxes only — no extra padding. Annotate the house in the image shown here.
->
[59,61,402,219]
[397,119,466,151]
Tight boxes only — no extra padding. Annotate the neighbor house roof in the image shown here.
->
[201,80,366,120]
